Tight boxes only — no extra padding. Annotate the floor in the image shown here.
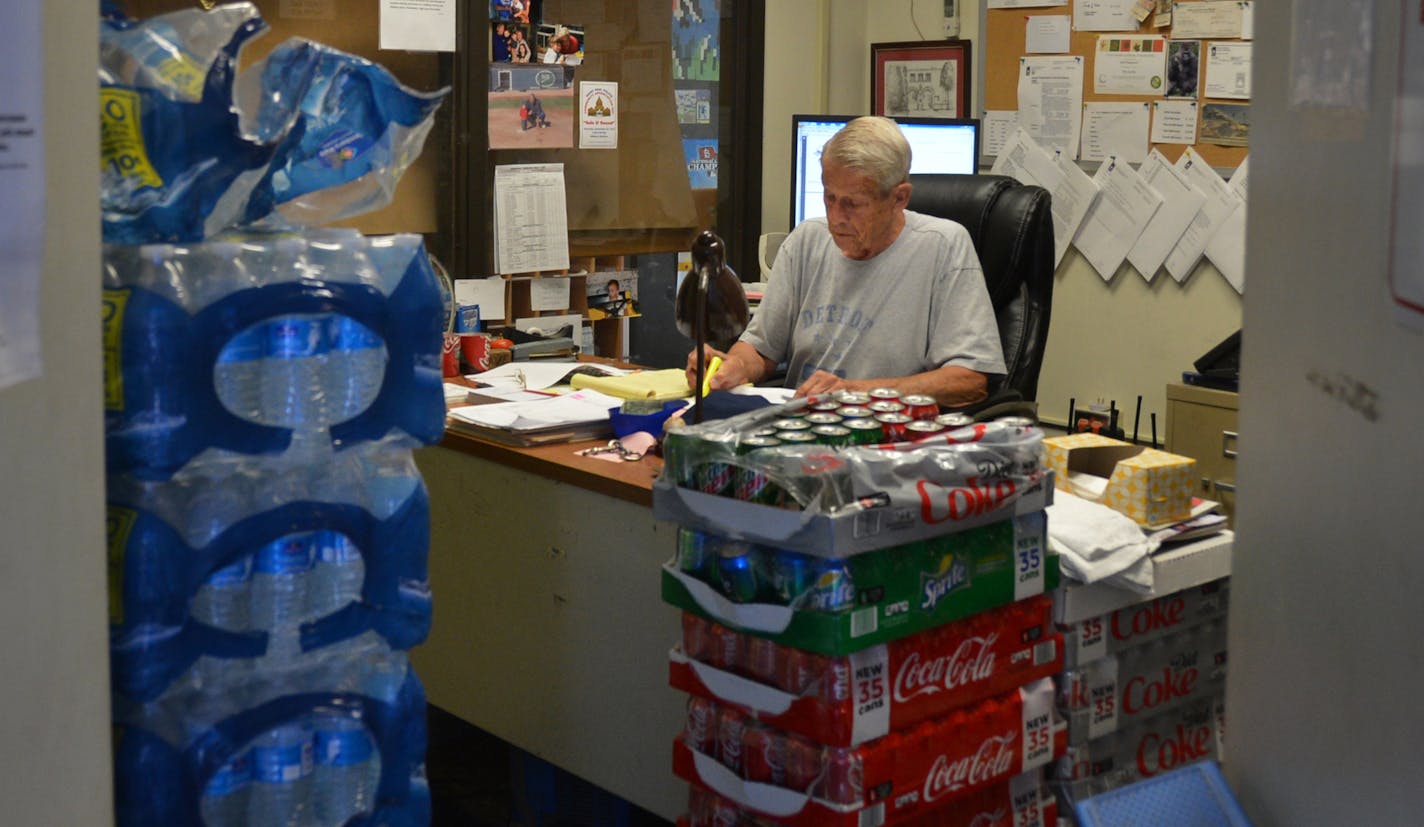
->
[426,705,676,827]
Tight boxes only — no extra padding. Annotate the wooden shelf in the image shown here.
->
[486,254,638,359]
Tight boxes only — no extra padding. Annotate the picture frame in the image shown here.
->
[871,39,972,120]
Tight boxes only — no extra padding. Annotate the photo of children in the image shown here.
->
[489,0,532,23]
[586,272,639,317]
[537,23,586,66]
[487,65,575,149]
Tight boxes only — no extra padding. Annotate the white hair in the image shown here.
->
[821,116,912,195]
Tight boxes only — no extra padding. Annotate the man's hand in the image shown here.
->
[685,342,772,392]
[794,370,851,398]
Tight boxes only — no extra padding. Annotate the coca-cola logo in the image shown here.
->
[967,811,1009,827]
[1112,597,1186,641]
[919,556,970,610]
[893,634,999,702]
[917,478,1017,524]
[1122,667,1199,715]
[1136,723,1212,776]
[922,733,1017,803]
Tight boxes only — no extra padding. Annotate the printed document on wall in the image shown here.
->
[0,0,44,391]
[1151,100,1199,144]
[1093,35,1168,95]
[989,0,1067,8]
[1203,42,1253,99]
[379,0,455,52]
[1018,56,1084,159]
[1164,148,1239,283]
[1207,157,1248,293]
[1072,156,1163,281]
[1126,149,1206,281]
[1026,16,1071,54]
[1080,102,1151,164]
[1169,1,1243,39]
[1074,0,1139,32]
[982,110,1018,157]
[493,164,571,275]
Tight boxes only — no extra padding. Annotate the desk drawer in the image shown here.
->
[1165,384,1239,525]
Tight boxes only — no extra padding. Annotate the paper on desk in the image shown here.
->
[1206,156,1248,293]
[448,389,623,431]
[1164,148,1241,283]
[1072,155,1163,281]
[1126,149,1206,282]
[1017,56,1084,159]
[1080,101,1151,165]
[471,360,629,391]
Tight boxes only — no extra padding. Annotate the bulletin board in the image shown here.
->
[984,1,1250,168]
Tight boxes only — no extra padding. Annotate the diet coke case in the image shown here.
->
[1049,693,1225,805]
[1058,579,1229,668]
[671,596,1062,746]
[673,679,1064,827]
[684,770,1058,827]
[1057,620,1228,744]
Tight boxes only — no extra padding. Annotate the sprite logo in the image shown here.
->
[805,567,855,611]
[919,554,969,611]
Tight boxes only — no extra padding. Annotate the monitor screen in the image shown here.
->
[789,115,981,229]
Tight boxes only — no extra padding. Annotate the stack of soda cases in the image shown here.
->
[1046,580,1230,820]
[656,391,1068,827]
[101,6,446,826]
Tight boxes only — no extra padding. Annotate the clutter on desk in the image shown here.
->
[1043,433,1197,529]
[1045,490,1161,593]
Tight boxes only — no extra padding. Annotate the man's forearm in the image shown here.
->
[725,341,776,386]
[837,365,988,408]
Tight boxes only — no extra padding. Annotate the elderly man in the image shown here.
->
[687,116,1004,407]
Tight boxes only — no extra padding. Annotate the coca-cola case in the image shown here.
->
[673,678,1065,827]
[662,513,1059,656]
[1057,620,1228,744]
[1058,579,1229,669]
[1049,693,1225,805]
[670,597,1062,746]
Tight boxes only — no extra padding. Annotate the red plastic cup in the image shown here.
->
[460,333,490,372]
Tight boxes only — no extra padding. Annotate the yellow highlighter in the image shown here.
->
[701,356,723,397]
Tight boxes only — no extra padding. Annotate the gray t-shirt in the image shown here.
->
[742,210,1006,387]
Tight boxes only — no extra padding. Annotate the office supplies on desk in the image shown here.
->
[569,369,690,401]
[447,388,622,447]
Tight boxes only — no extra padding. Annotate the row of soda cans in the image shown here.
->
[677,527,855,609]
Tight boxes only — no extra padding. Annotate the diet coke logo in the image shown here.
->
[922,733,1017,803]
[1123,667,1199,715]
[893,634,999,702]
[1112,597,1186,641]
[917,479,1017,524]
[1136,723,1212,776]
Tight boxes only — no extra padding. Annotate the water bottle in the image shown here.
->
[191,556,251,633]
[310,531,364,620]
[261,313,331,431]
[308,237,388,425]
[198,749,251,827]
[249,722,315,827]
[251,533,316,659]
[312,714,378,825]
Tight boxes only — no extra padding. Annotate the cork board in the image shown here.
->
[984,1,1249,169]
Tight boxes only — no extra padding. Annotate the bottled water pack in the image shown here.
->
[102,232,445,477]
[100,2,261,103]
[113,643,431,827]
[107,437,432,703]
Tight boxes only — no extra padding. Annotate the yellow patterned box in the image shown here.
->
[1043,434,1196,527]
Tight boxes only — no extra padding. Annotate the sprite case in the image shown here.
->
[661,511,1058,655]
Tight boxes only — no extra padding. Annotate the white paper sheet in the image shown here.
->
[1169,0,1243,39]
[378,0,455,52]
[0,0,44,391]
[493,164,571,275]
[1151,100,1199,144]
[1073,0,1140,32]
[1080,102,1151,164]
[1093,36,1169,95]
[1072,156,1164,281]
[1206,156,1248,293]
[1164,148,1240,283]
[454,277,508,322]
[1017,56,1085,159]
[1240,1,1253,39]
[991,130,1100,267]
[982,110,1019,157]
[515,313,582,337]
[449,389,623,431]
[471,360,629,391]
[1203,42,1253,99]
[529,277,571,312]
[579,81,618,149]
[1126,150,1206,282]
[989,127,1052,185]
[1026,15,1072,53]
[989,0,1067,8]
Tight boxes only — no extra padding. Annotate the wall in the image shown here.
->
[1226,1,1424,823]
[761,1,1241,425]
[0,4,112,824]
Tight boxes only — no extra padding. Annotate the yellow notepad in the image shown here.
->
[568,369,692,400]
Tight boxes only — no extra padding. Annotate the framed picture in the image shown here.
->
[871,39,972,120]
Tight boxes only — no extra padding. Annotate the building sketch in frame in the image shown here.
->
[884,59,960,118]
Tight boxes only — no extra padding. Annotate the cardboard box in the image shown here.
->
[1058,579,1230,669]
[1043,434,1196,528]
[662,514,1061,656]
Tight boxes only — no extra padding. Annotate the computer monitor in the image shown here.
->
[789,114,981,229]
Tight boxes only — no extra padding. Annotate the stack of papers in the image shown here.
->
[447,388,623,446]
[569,368,691,401]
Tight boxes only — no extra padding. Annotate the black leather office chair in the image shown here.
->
[907,173,1055,418]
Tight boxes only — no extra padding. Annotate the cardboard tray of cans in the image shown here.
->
[655,396,1052,559]
[670,595,1062,746]
[662,514,1059,656]
[673,678,1064,827]
[1049,693,1224,806]
[1059,579,1230,669]
[682,771,1059,827]
[1057,620,1228,745]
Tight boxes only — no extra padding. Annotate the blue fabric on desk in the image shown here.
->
[687,391,775,424]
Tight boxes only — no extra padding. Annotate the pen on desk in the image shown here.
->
[701,356,723,397]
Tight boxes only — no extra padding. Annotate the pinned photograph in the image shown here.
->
[537,23,585,66]
[675,87,713,125]
[683,139,718,189]
[1199,103,1249,147]
[586,272,640,318]
[1166,40,1200,98]
[489,0,533,23]
[491,22,533,63]
[488,65,576,149]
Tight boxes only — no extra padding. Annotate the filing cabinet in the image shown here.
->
[1165,383,1239,526]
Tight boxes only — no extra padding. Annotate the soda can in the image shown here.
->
[694,462,735,497]
[771,417,810,432]
[822,658,852,703]
[749,425,780,438]
[783,734,824,792]
[770,551,817,604]
[742,726,786,785]
[905,419,945,441]
[685,696,718,755]
[902,394,939,420]
[717,706,748,774]
[868,387,901,403]
[996,415,1038,428]
[677,527,713,577]
[821,748,864,805]
[734,436,783,505]
[840,418,882,446]
[810,424,851,446]
[836,405,873,420]
[804,412,843,427]
[874,411,913,442]
[681,611,715,662]
[709,621,743,672]
[778,648,822,696]
[867,399,905,416]
[808,399,842,413]
[716,542,760,603]
[832,390,871,406]
[746,635,780,685]
[775,430,817,446]
[935,412,975,429]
